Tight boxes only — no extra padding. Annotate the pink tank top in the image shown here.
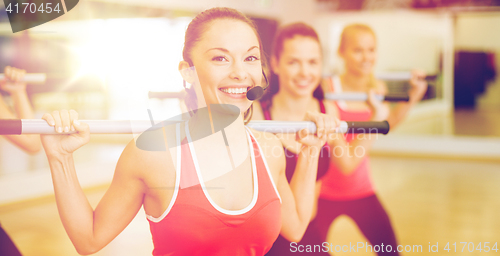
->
[320,76,376,200]
[147,124,282,255]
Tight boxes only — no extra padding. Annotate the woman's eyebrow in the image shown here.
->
[247,46,259,52]
[205,47,229,53]
[284,56,300,61]
[205,46,259,53]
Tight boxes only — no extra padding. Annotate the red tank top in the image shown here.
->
[147,124,282,256]
[320,76,376,200]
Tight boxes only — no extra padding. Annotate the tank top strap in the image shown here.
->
[146,123,183,223]
[179,122,204,189]
[319,100,326,114]
[245,126,282,203]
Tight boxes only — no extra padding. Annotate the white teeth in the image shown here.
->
[221,87,248,94]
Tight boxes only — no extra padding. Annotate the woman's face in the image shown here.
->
[273,36,322,98]
[339,31,377,76]
[188,19,262,114]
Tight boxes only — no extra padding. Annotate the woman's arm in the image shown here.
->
[274,112,338,242]
[253,100,324,220]
[386,70,428,129]
[0,66,41,153]
[278,142,321,242]
[41,111,147,255]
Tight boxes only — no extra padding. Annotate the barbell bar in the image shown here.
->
[324,93,409,102]
[0,73,47,84]
[148,91,409,102]
[0,119,390,135]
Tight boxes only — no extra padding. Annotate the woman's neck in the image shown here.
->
[187,106,250,176]
[272,89,316,120]
[188,105,247,143]
[341,71,372,91]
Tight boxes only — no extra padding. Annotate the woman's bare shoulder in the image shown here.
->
[247,128,285,175]
[248,128,281,147]
[117,130,177,180]
[322,100,339,117]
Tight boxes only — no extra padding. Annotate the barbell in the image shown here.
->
[0,119,390,135]
[148,91,409,102]
[0,73,47,84]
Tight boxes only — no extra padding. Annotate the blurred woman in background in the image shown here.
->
[252,22,389,255]
[317,24,427,255]
[254,23,427,255]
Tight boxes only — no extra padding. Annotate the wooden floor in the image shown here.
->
[1,156,499,255]
[327,156,500,256]
[454,107,500,137]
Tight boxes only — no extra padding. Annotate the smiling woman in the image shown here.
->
[37,7,341,256]
[251,22,403,256]
[180,10,269,123]
[252,22,334,256]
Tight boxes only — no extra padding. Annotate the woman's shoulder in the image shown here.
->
[117,130,177,179]
[248,128,284,159]
[248,127,281,148]
[322,99,339,117]
[248,127,285,176]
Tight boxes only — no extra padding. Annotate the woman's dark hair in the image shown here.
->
[260,22,324,107]
[181,7,269,124]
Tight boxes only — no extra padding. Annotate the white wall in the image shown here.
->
[89,0,318,24]
[314,10,450,76]
[455,12,500,50]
